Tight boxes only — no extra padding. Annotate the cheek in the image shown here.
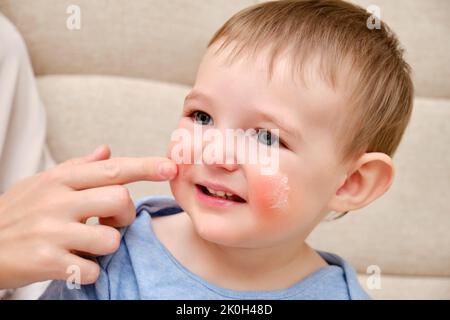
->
[247,169,291,218]
[166,120,200,165]
[168,166,182,197]
[169,164,200,220]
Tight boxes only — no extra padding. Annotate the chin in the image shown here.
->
[171,184,248,247]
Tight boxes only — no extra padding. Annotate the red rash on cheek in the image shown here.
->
[248,170,290,218]
[249,176,275,217]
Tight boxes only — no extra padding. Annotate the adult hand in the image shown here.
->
[0,145,177,289]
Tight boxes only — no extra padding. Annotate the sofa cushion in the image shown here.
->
[357,274,450,300]
[1,0,449,99]
[0,0,256,88]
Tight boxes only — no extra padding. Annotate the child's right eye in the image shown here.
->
[191,111,214,125]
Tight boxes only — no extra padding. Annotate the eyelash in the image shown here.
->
[184,108,289,149]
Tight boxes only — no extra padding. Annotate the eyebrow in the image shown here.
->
[184,90,302,141]
[184,90,213,106]
[258,111,302,142]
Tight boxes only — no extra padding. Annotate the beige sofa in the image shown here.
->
[0,0,449,299]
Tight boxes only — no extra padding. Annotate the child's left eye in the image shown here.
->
[257,129,279,146]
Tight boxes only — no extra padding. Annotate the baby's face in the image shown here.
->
[168,45,350,248]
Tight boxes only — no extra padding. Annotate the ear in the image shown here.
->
[327,152,395,213]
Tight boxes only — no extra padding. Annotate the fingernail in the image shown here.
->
[158,161,177,179]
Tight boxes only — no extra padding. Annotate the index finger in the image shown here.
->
[60,157,178,190]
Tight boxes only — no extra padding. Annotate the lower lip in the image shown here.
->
[195,185,245,208]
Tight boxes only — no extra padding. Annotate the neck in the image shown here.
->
[190,225,328,290]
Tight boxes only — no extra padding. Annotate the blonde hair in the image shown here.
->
[207,0,414,165]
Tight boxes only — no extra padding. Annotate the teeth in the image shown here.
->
[205,186,233,199]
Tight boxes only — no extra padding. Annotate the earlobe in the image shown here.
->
[327,152,395,213]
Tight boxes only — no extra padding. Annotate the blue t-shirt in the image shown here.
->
[40,196,370,300]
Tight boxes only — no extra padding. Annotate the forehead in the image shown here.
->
[194,45,348,135]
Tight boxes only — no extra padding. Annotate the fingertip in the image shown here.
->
[63,256,100,286]
[81,262,100,285]
[158,161,178,180]
[106,227,121,253]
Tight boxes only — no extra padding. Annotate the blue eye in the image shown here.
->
[192,111,213,125]
[257,129,279,146]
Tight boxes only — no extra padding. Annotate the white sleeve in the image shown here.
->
[0,13,56,300]
[0,13,55,193]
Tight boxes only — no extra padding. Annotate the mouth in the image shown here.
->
[195,184,246,204]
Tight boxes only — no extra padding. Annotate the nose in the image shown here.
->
[201,127,240,172]
[214,161,240,172]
